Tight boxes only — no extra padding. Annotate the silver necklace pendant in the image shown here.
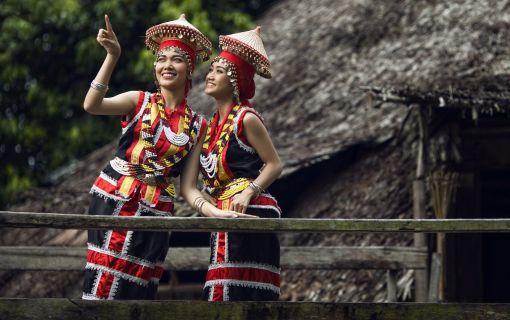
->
[200,153,218,178]
[164,126,189,146]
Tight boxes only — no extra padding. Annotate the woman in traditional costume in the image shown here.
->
[181,27,283,301]
[82,14,212,300]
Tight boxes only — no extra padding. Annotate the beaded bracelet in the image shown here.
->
[90,80,109,92]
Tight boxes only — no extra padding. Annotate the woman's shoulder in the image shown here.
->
[237,106,264,127]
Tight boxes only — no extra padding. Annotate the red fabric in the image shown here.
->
[96,272,115,299]
[197,116,208,142]
[106,196,139,252]
[206,266,280,287]
[153,266,164,280]
[93,176,117,195]
[159,39,196,72]
[215,232,226,263]
[212,284,224,301]
[251,195,279,208]
[236,109,264,146]
[87,250,155,281]
[124,93,147,164]
[121,90,145,128]
[207,103,236,153]
[219,51,256,100]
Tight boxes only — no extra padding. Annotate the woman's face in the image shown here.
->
[205,61,234,99]
[154,48,188,91]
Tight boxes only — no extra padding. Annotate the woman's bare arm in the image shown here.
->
[83,15,138,115]
[230,112,283,213]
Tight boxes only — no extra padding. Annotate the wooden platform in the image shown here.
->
[0,299,509,320]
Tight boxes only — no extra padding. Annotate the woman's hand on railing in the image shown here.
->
[209,207,258,219]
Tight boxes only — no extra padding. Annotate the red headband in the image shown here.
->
[219,51,256,100]
[159,39,196,72]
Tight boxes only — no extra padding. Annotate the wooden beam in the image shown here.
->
[0,299,509,320]
[413,105,429,302]
[2,211,510,232]
[0,246,428,271]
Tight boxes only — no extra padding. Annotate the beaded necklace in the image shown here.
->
[200,103,241,188]
[115,93,193,196]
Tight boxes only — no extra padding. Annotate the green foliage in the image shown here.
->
[0,0,274,208]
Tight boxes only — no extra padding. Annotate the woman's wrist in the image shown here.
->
[248,181,263,197]
[202,202,215,217]
[192,196,208,216]
[106,52,120,62]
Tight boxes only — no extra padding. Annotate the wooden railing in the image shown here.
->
[3,211,510,232]
[1,210,510,320]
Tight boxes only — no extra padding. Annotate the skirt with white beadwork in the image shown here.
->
[82,184,171,300]
[203,193,281,301]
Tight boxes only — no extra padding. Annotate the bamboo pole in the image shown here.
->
[430,170,458,302]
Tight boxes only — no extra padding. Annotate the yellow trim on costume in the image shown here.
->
[164,184,177,197]
[151,102,159,124]
[130,143,145,165]
[217,179,250,200]
[119,176,136,198]
[144,185,157,204]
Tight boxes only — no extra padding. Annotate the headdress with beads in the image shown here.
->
[145,14,212,74]
[213,26,271,102]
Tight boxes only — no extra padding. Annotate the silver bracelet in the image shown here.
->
[249,181,264,196]
[90,80,109,92]
[193,197,207,214]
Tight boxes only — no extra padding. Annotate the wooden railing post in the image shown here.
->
[413,105,429,302]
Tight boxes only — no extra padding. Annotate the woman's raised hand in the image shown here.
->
[96,14,121,58]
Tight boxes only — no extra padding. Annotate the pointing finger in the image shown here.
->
[105,14,114,33]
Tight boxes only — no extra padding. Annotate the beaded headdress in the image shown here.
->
[219,26,271,78]
[213,26,271,102]
[145,14,212,73]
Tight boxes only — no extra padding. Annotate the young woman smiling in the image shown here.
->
[181,27,283,301]
[82,14,212,300]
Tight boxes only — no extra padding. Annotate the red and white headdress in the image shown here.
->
[145,14,212,73]
[214,26,271,102]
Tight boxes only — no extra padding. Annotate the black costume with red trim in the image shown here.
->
[200,103,281,301]
[82,91,206,300]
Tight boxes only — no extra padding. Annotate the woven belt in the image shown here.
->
[206,177,251,200]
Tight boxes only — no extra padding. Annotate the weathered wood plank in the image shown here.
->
[1,299,510,320]
[2,211,510,232]
[0,246,428,271]
[428,253,442,302]
[386,270,397,302]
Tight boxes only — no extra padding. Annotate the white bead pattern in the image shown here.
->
[163,126,189,146]
[200,153,218,179]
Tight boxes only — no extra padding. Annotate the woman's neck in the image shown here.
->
[161,88,184,109]
[216,96,235,122]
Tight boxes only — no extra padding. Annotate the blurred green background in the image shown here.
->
[0,0,275,208]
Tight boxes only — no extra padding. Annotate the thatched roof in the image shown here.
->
[3,0,510,301]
